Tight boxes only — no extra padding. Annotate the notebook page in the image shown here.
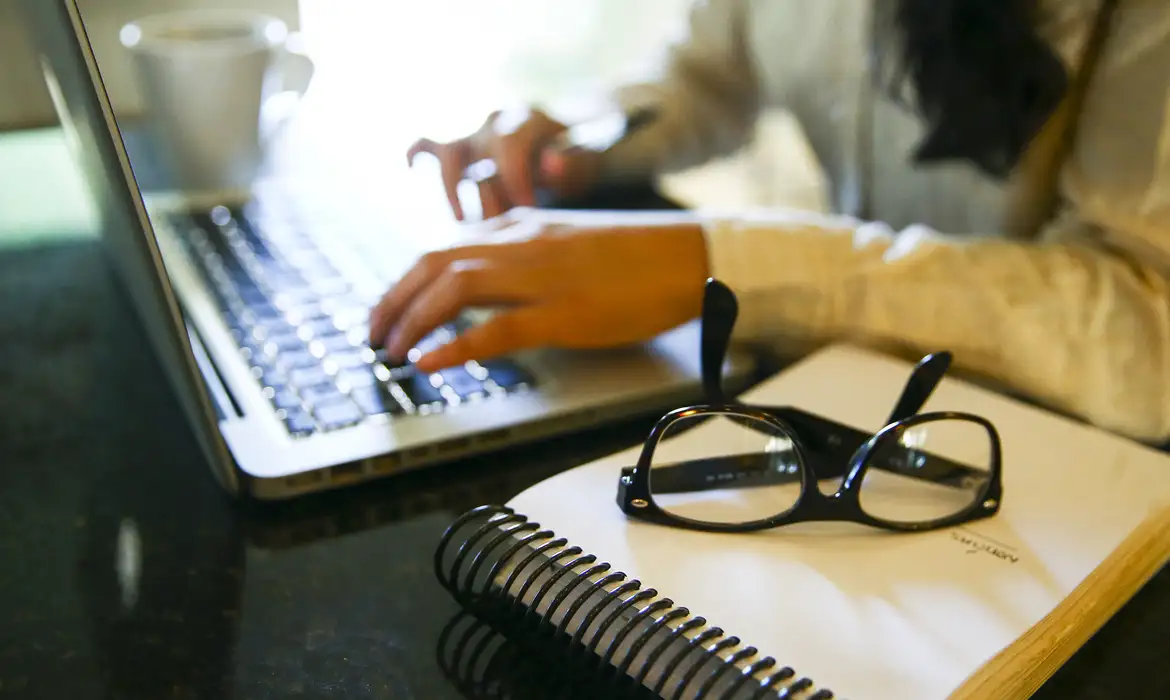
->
[506,344,1170,700]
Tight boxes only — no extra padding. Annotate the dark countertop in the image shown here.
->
[3,135,1170,699]
[0,235,666,699]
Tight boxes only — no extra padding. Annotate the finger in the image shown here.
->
[492,133,539,208]
[406,138,470,220]
[469,110,503,156]
[478,177,509,219]
[406,137,440,166]
[413,306,553,373]
[438,146,470,221]
[384,262,541,359]
[368,242,543,347]
[370,250,456,347]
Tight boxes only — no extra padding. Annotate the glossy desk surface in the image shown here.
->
[2,129,1169,699]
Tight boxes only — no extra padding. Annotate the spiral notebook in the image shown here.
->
[434,344,1170,700]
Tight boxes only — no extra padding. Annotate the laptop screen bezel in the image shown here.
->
[19,0,242,495]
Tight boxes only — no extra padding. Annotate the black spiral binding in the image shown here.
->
[435,505,839,700]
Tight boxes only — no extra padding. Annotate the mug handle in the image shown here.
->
[260,32,316,143]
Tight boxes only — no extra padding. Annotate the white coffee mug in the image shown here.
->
[120,10,315,192]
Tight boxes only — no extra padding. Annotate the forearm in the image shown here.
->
[590,0,760,184]
[701,213,1170,442]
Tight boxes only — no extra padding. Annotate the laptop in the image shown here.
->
[19,0,756,500]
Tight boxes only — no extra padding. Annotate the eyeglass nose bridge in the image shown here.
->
[782,465,869,524]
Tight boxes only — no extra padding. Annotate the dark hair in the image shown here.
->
[891,0,1069,179]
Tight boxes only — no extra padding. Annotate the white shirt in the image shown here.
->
[591,0,1170,442]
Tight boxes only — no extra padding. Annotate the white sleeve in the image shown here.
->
[592,0,762,183]
[700,207,1170,443]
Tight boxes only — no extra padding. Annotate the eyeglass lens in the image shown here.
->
[646,411,994,528]
[858,417,994,525]
[647,412,803,525]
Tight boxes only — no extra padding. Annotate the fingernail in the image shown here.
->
[385,329,405,359]
[413,349,446,373]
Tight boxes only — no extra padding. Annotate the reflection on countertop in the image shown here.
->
[0,232,659,699]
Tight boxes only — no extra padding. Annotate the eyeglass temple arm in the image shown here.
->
[640,444,982,495]
[700,279,738,404]
[885,351,952,425]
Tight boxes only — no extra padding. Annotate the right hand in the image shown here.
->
[406,107,600,221]
[367,210,711,372]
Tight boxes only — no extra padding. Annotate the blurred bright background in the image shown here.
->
[0,0,691,245]
[0,0,825,253]
[264,0,698,237]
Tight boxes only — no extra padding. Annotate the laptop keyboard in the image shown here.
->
[170,204,536,438]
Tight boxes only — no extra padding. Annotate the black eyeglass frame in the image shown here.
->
[615,279,1004,535]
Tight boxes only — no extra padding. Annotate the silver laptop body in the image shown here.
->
[20,0,755,500]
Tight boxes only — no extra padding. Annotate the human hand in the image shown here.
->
[367,212,711,372]
[407,107,601,221]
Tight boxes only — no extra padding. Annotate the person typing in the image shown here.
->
[369,0,1170,444]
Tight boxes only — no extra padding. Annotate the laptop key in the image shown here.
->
[330,307,369,331]
[439,367,485,398]
[346,324,370,346]
[283,409,316,437]
[482,360,535,390]
[270,388,303,411]
[262,321,298,338]
[299,318,340,338]
[375,348,409,371]
[415,326,456,355]
[313,398,364,430]
[349,386,402,416]
[283,250,332,270]
[396,373,445,408]
[259,369,286,390]
[263,271,306,290]
[272,288,319,309]
[265,331,306,354]
[237,286,267,307]
[285,302,328,324]
[240,339,268,362]
[311,277,351,298]
[288,366,331,388]
[240,230,276,261]
[329,349,372,371]
[300,382,344,406]
[311,333,356,355]
[249,303,283,322]
[337,368,377,389]
[278,350,319,371]
[321,294,369,315]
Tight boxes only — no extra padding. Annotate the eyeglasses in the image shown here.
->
[616,279,1003,534]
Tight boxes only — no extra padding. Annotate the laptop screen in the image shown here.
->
[19,1,249,492]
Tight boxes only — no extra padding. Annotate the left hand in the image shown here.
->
[367,213,711,373]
